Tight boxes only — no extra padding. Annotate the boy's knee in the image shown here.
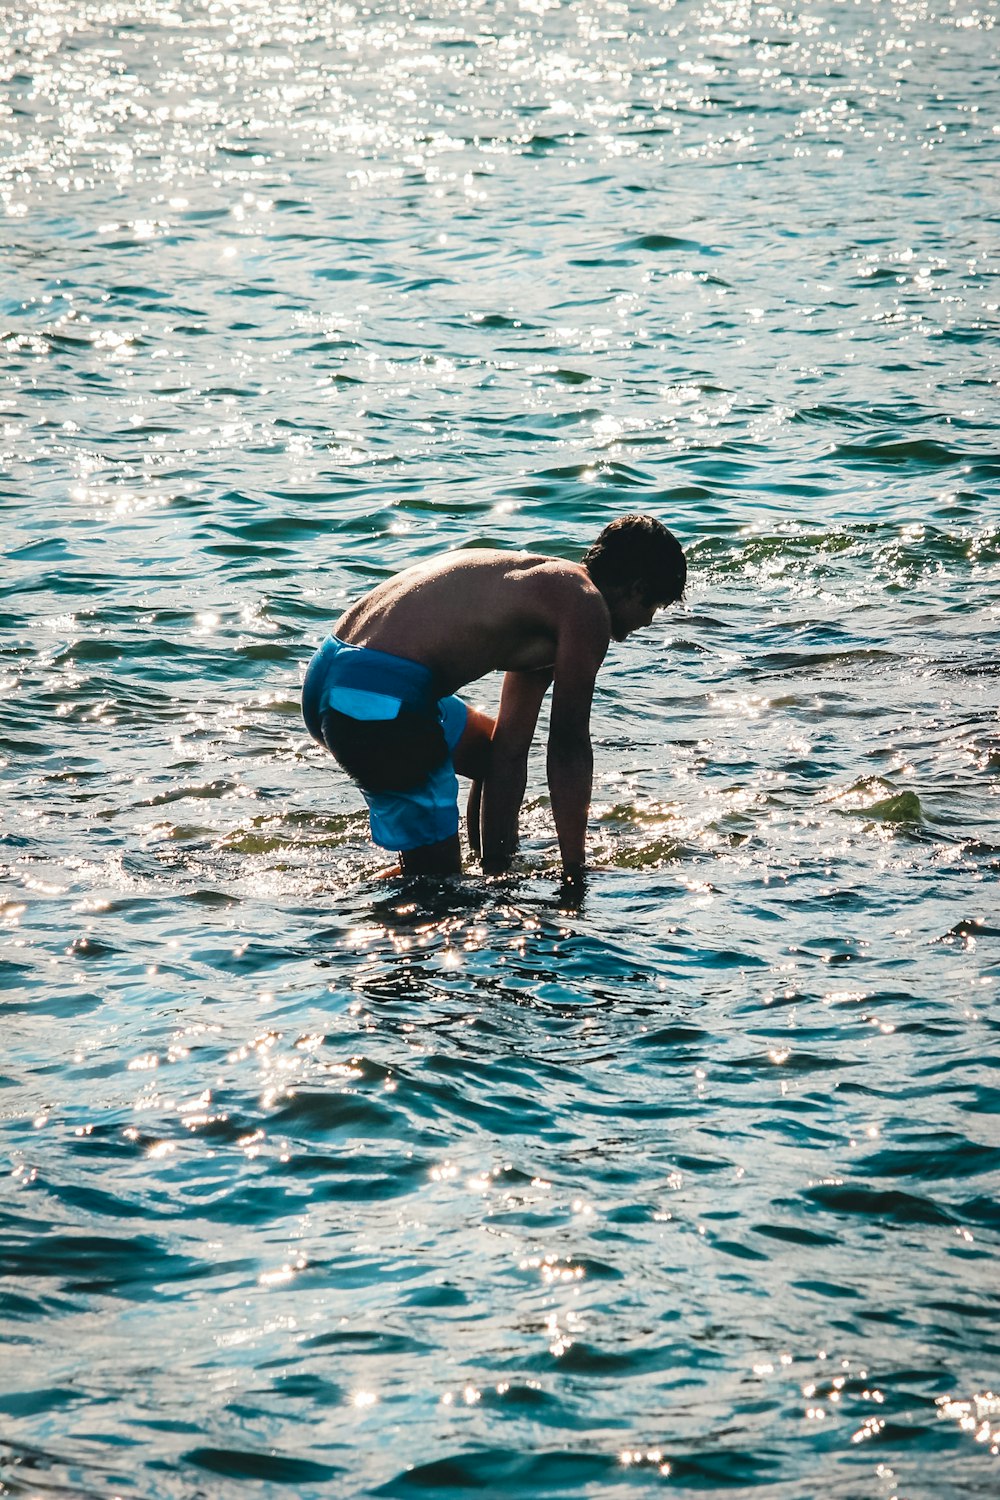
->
[453,706,494,780]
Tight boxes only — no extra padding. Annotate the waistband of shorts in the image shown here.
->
[302,634,438,740]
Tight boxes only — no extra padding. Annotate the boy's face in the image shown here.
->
[609,583,660,640]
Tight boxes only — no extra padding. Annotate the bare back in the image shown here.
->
[333,549,610,695]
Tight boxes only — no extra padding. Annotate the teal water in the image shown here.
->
[2,1,999,1495]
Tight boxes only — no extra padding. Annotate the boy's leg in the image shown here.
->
[399,834,462,876]
[361,701,494,877]
[451,705,494,860]
[393,708,494,873]
[466,780,483,857]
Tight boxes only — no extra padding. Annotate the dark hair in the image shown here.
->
[582,514,686,604]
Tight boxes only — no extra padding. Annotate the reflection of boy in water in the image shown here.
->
[302,515,686,883]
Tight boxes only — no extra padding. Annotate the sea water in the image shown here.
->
[1,1,998,1495]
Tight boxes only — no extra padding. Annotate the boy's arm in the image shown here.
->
[546,604,608,878]
[479,667,553,873]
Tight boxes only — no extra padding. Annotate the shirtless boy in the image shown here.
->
[301,514,686,882]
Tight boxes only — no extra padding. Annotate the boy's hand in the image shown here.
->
[557,863,586,907]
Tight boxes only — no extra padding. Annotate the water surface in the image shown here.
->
[2,2,999,1496]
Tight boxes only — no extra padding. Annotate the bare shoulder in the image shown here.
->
[399,548,589,595]
[519,556,609,629]
[429,549,607,622]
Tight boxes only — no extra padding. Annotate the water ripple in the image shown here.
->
[2,0,999,1495]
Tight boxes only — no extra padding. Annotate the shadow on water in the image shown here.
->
[334,872,663,1022]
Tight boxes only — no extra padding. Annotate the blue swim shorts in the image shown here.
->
[302,635,467,852]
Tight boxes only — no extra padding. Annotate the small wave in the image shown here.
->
[790,400,928,428]
[266,1087,402,1135]
[859,789,923,824]
[624,232,718,254]
[376,1448,615,1496]
[857,1138,1000,1182]
[0,1231,211,1297]
[184,1447,341,1483]
[610,837,687,868]
[832,435,1000,475]
[805,1183,958,1227]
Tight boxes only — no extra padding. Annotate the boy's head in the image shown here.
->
[582,515,686,637]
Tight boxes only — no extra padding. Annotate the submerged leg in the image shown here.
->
[452,705,494,862]
[399,834,463,877]
[466,779,483,857]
